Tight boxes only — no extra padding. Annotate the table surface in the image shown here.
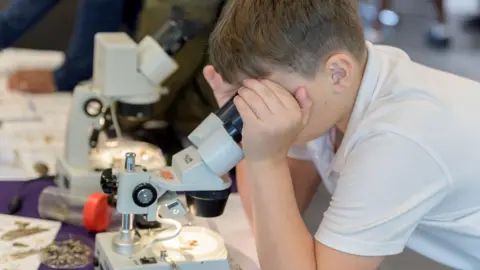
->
[0,49,258,269]
[0,49,69,181]
[0,179,94,270]
[0,179,258,270]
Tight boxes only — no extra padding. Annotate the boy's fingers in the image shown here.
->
[295,88,313,125]
[261,80,298,109]
[238,87,271,119]
[243,79,283,111]
[8,73,28,91]
[7,75,19,91]
[234,95,259,123]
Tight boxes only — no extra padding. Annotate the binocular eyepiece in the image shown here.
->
[184,95,241,217]
[185,95,242,217]
[185,188,231,218]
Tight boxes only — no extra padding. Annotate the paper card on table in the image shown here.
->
[18,148,61,178]
[0,166,32,181]
[0,94,39,122]
[28,93,72,117]
[0,150,60,181]
[0,133,62,181]
[0,214,61,270]
[0,121,66,149]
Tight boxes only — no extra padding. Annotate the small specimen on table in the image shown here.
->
[12,242,28,248]
[44,135,54,144]
[3,249,39,261]
[1,222,50,241]
[112,158,123,168]
[48,203,70,221]
[178,239,199,251]
[139,148,147,158]
[33,162,49,176]
[33,238,45,243]
[13,221,29,228]
[41,239,92,268]
[228,257,243,270]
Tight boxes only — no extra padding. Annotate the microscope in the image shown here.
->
[94,97,243,270]
[55,7,199,196]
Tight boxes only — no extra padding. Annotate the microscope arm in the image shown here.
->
[114,143,239,222]
[107,102,245,222]
[65,85,111,167]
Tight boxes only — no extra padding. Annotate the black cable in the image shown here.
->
[7,176,53,215]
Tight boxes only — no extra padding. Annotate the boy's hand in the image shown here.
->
[235,79,312,164]
[203,65,238,106]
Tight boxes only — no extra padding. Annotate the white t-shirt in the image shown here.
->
[289,42,480,269]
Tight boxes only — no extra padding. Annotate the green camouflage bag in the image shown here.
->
[123,0,223,138]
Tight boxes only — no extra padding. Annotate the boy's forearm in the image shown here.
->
[235,160,256,234]
[236,157,319,240]
[248,159,316,270]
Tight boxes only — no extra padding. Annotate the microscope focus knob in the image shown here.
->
[132,183,158,207]
[100,168,118,194]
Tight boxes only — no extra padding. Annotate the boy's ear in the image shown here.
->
[325,53,354,91]
[328,63,346,85]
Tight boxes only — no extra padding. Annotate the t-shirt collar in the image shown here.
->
[331,41,383,171]
[348,41,382,129]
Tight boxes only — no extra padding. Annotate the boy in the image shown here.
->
[203,0,480,269]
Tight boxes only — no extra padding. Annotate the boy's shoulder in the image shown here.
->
[352,43,480,153]
[372,43,480,94]
[372,44,410,62]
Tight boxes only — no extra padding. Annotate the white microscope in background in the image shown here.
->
[55,7,200,196]
[94,94,244,270]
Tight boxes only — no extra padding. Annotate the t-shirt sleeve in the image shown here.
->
[315,132,451,256]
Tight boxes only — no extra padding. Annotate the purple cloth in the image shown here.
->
[0,178,95,270]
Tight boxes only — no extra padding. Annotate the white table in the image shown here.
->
[0,49,71,180]
[195,194,259,269]
[0,49,261,269]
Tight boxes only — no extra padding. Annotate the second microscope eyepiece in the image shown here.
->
[216,95,243,143]
[116,102,155,119]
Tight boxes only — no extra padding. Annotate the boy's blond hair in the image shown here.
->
[209,0,366,84]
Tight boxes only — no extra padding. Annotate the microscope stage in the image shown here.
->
[55,140,166,196]
[95,226,231,270]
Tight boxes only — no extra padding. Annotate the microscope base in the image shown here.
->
[95,227,230,270]
[55,157,103,196]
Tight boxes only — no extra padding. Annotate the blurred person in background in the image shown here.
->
[463,1,480,33]
[366,0,451,48]
[2,0,143,93]
[1,0,227,158]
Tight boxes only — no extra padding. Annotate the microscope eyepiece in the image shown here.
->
[152,6,204,56]
[215,95,243,143]
[116,102,155,119]
[185,188,231,218]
